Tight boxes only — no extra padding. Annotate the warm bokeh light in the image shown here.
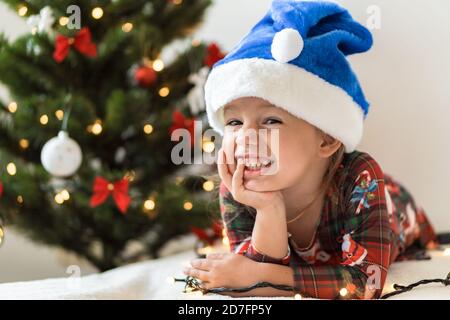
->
[202,180,214,192]
[183,201,193,211]
[6,162,17,176]
[143,124,154,135]
[222,236,229,246]
[17,195,24,204]
[158,87,170,97]
[19,139,29,149]
[144,199,156,211]
[55,110,64,120]
[202,141,215,153]
[152,59,164,72]
[191,39,201,47]
[61,189,70,201]
[59,16,69,26]
[8,102,18,113]
[40,114,49,125]
[91,120,103,135]
[122,22,133,33]
[54,193,64,204]
[91,7,104,19]
[17,5,28,16]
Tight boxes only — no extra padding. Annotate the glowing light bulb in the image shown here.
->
[91,120,103,135]
[91,7,104,19]
[158,87,170,97]
[339,288,348,297]
[61,189,70,201]
[8,102,18,113]
[19,139,29,149]
[202,141,215,153]
[6,162,17,175]
[153,59,164,72]
[17,5,28,16]
[183,201,193,211]
[144,199,156,211]
[222,236,229,246]
[122,22,133,32]
[55,110,64,120]
[59,16,69,26]
[202,180,214,192]
[54,193,64,204]
[40,114,49,125]
[294,294,302,300]
[143,124,153,135]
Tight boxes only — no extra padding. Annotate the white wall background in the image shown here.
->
[0,0,449,283]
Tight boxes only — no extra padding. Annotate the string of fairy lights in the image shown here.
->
[2,1,216,214]
[168,273,450,300]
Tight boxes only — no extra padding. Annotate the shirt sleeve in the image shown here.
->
[290,154,393,299]
[219,181,291,266]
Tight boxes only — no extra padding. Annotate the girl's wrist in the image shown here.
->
[256,200,285,216]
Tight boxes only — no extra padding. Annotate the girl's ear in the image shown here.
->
[318,132,342,158]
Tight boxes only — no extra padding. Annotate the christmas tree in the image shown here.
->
[0,0,225,271]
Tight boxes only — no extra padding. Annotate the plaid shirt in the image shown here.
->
[219,150,438,299]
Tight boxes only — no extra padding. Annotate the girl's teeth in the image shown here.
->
[243,159,272,169]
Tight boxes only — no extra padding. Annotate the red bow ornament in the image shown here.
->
[53,27,97,63]
[90,177,131,214]
[0,181,3,198]
[169,110,196,147]
[204,43,225,68]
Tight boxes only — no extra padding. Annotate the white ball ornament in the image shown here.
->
[271,28,304,63]
[41,131,82,177]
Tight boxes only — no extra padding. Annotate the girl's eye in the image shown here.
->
[225,119,242,126]
[265,118,282,125]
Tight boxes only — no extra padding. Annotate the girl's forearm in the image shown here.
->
[251,202,289,259]
[224,262,295,298]
[258,261,294,286]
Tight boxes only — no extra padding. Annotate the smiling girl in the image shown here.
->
[182,0,439,299]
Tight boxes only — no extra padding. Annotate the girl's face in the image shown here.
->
[222,97,326,192]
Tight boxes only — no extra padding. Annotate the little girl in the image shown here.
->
[183,0,439,299]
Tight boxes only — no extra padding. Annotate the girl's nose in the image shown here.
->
[235,128,259,146]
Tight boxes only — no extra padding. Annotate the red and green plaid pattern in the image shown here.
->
[219,151,438,299]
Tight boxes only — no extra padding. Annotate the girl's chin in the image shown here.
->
[243,179,272,192]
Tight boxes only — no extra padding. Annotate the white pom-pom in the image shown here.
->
[271,28,304,63]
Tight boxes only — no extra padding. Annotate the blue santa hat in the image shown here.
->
[204,0,373,153]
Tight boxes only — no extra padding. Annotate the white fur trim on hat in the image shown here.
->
[204,58,364,153]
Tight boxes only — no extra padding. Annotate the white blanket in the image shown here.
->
[0,246,448,300]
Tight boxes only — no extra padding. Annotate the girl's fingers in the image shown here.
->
[224,143,236,175]
[232,158,245,196]
[183,267,210,282]
[222,135,236,175]
[206,253,225,260]
[217,149,232,190]
[190,258,213,271]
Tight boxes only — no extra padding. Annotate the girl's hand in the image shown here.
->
[183,252,261,290]
[217,148,284,211]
